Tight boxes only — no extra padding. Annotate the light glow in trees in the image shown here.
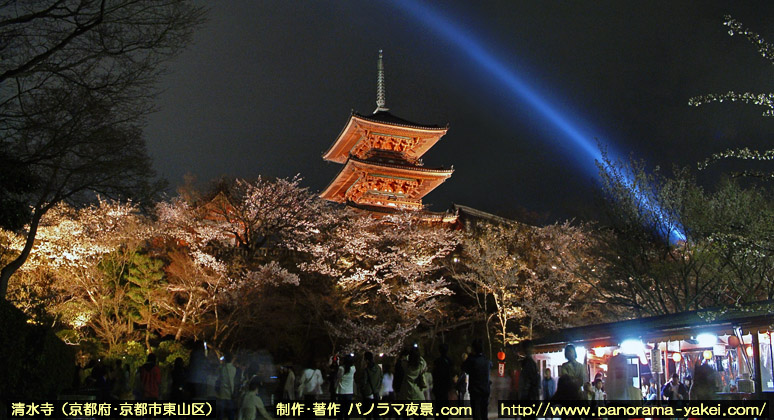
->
[454,221,590,348]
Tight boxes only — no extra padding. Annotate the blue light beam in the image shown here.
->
[391,1,685,241]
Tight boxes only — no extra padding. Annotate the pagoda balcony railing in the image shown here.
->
[359,194,423,209]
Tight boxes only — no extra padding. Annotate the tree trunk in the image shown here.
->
[145,318,151,351]
[0,208,42,299]
[176,308,189,341]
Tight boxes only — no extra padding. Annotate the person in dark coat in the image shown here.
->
[170,357,188,400]
[393,348,408,396]
[462,339,491,420]
[518,340,540,401]
[432,343,453,420]
[661,373,688,401]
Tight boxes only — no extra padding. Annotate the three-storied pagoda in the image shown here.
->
[320,51,454,218]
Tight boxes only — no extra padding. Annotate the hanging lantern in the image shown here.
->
[728,336,740,348]
[593,347,606,358]
[703,350,713,360]
[497,351,506,361]
[746,345,754,357]
[672,352,682,363]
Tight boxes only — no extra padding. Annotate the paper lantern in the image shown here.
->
[497,351,506,361]
[703,350,713,360]
[746,346,754,357]
[672,352,682,363]
[728,336,740,347]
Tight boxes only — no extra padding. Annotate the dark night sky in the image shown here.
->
[145,1,774,224]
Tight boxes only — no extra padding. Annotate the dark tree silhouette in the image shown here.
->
[0,0,206,298]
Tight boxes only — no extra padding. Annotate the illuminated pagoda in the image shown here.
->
[320,50,454,219]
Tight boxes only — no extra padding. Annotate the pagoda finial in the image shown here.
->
[374,49,389,113]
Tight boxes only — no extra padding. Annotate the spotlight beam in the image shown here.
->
[391,1,685,241]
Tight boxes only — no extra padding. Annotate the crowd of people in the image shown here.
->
[68,338,731,420]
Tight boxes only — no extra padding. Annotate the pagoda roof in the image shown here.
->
[322,111,449,164]
[319,156,453,205]
[354,111,445,130]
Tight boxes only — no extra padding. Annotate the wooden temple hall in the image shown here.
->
[532,302,774,399]
[320,50,456,222]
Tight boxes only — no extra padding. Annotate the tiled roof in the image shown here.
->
[353,111,447,131]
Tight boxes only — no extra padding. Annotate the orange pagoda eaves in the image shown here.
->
[319,156,453,211]
[322,111,449,165]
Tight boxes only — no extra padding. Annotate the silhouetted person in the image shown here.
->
[139,353,161,400]
[433,343,453,420]
[462,339,491,420]
[551,375,581,400]
[690,364,717,400]
[393,348,408,396]
[518,340,540,401]
[328,356,339,401]
[170,357,188,400]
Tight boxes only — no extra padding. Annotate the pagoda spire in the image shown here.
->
[374,49,389,113]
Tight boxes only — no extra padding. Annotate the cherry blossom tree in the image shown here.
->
[454,220,590,348]
[155,176,324,347]
[160,251,220,342]
[5,199,152,351]
[303,209,460,353]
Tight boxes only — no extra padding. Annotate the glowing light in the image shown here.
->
[391,1,686,242]
[593,347,606,358]
[612,349,620,356]
[576,346,587,361]
[703,350,713,360]
[672,353,682,363]
[620,339,645,355]
[696,333,717,347]
[746,346,754,357]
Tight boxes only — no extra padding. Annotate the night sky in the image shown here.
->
[145,1,774,224]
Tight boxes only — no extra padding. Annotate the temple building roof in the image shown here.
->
[322,111,449,164]
[319,156,453,210]
[354,110,445,130]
